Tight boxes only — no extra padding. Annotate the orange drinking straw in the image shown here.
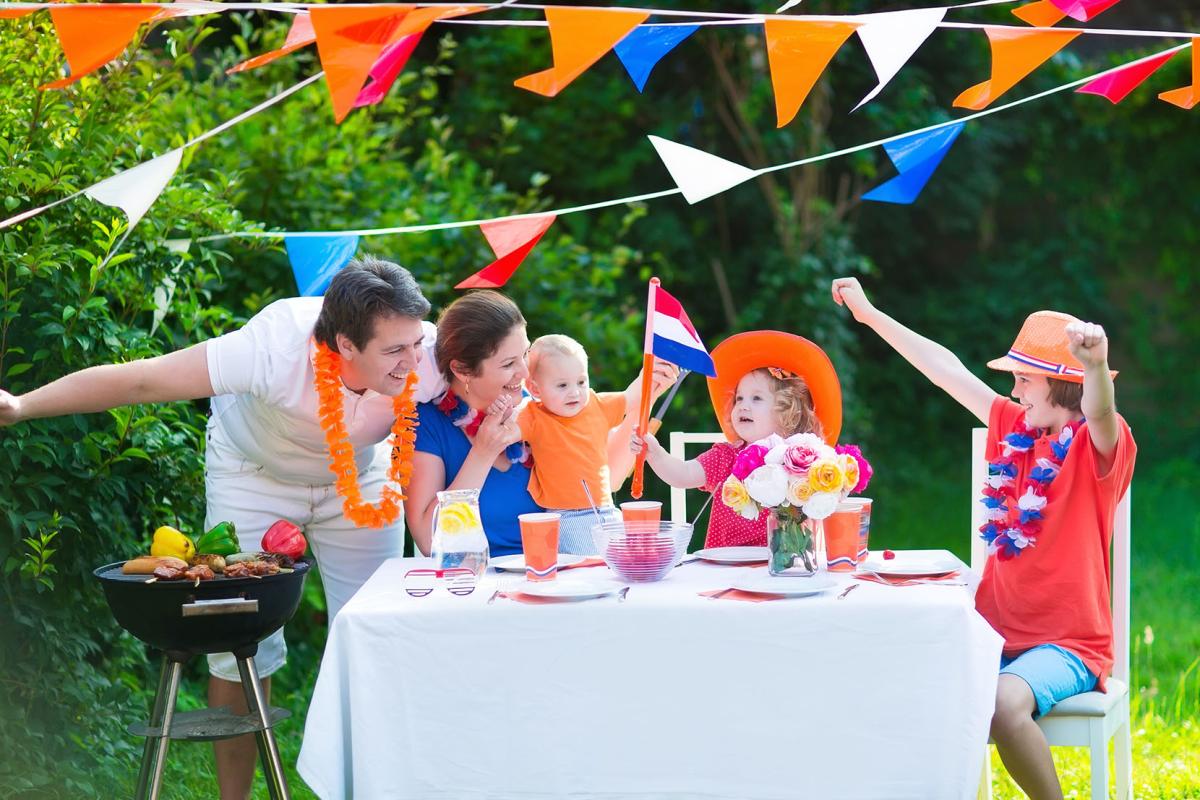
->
[630,278,659,499]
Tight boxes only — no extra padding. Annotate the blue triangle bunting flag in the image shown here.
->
[286,234,360,296]
[862,122,965,205]
[613,25,699,93]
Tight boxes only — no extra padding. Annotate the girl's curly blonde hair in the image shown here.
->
[724,367,823,439]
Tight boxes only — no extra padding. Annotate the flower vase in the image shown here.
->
[767,508,818,577]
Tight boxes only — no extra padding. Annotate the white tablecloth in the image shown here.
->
[298,555,1002,800]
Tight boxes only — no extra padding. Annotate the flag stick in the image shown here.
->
[630,277,659,499]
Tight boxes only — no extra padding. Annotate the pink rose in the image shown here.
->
[731,444,768,481]
[835,443,873,494]
[780,444,821,476]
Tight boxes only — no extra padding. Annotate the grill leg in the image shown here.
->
[145,656,185,800]
[134,656,173,800]
[235,652,290,800]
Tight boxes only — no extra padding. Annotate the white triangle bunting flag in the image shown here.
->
[647,135,757,205]
[853,8,945,111]
[83,148,183,230]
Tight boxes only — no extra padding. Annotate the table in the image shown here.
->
[298,554,1003,800]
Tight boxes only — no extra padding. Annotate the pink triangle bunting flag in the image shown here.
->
[456,215,557,289]
[1076,51,1177,104]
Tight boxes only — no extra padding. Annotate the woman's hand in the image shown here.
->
[0,389,21,427]
[473,405,522,457]
[831,277,877,324]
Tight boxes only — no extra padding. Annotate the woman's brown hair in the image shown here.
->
[434,291,526,382]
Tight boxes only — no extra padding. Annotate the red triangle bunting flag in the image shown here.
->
[456,215,557,289]
[1077,50,1177,104]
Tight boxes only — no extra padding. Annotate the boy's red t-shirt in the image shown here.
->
[975,397,1136,689]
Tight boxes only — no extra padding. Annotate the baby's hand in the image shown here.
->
[486,394,513,422]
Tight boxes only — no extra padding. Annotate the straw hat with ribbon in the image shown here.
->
[986,311,1117,383]
[706,331,842,445]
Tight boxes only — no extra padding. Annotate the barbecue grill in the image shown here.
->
[95,560,310,800]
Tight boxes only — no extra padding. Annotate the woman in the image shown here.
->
[406,290,675,556]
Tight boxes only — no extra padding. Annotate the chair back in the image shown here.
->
[667,432,725,523]
[969,427,1131,684]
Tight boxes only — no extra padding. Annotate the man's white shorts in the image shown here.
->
[204,435,402,682]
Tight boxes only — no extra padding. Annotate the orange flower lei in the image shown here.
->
[313,341,419,528]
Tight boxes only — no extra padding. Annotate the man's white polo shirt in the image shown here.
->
[205,297,442,485]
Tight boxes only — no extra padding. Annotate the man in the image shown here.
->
[0,255,443,799]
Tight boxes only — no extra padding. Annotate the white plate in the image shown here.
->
[859,550,961,577]
[491,554,588,573]
[729,572,837,598]
[514,577,624,600]
[693,546,770,565]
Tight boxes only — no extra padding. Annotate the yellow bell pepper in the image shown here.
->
[150,525,196,561]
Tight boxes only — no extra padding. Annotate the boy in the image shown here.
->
[831,277,1135,800]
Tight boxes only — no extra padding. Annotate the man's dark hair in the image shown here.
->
[312,255,431,352]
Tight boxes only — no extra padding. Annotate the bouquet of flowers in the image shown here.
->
[720,433,872,574]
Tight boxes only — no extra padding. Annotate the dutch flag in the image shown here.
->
[646,281,716,378]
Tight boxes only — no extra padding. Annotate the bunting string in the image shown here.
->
[186,39,1189,242]
[2,0,1200,39]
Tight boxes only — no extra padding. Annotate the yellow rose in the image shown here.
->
[438,502,482,536]
[839,454,860,492]
[808,458,846,494]
[786,477,813,506]
[721,476,752,512]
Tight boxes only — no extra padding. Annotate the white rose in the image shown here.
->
[764,442,789,466]
[743,463,790,507]
[785,432,826,450]
[801,491,841,520]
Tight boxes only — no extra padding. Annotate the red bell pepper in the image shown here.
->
[262,519,307,560]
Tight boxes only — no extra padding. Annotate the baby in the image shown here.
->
[504,334,632,554]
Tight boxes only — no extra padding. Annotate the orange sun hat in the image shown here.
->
[986,310,1117,383]
[706,331,842,445]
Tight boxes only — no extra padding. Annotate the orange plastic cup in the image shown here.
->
[518,512,560,581]
[620,501,662,536]
[823,498,872,573]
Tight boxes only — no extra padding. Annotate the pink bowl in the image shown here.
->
[592,521,693,583]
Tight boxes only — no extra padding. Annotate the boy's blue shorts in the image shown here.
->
[1000,644,1098,718]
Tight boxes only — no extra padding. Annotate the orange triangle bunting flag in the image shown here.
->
[1158,40,1200,110]
[1012,1,1066,27]
[764,19,860,128]
[311,5,415,123]
[514,7,649,97]
[456,215,557,289]
[41,5,166,90]
[228,12,316,74]
[953,27,1080,110]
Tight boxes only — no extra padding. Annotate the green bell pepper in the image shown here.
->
[195,521,239,556]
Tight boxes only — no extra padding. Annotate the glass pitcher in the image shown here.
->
[430,489,489,578]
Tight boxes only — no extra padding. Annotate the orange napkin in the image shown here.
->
[852,571,962,587]
[698,588,782,603]
[560,557,607,570]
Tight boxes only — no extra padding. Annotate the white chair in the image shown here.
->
[971,427,1133,800]
[667,432,725,522]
